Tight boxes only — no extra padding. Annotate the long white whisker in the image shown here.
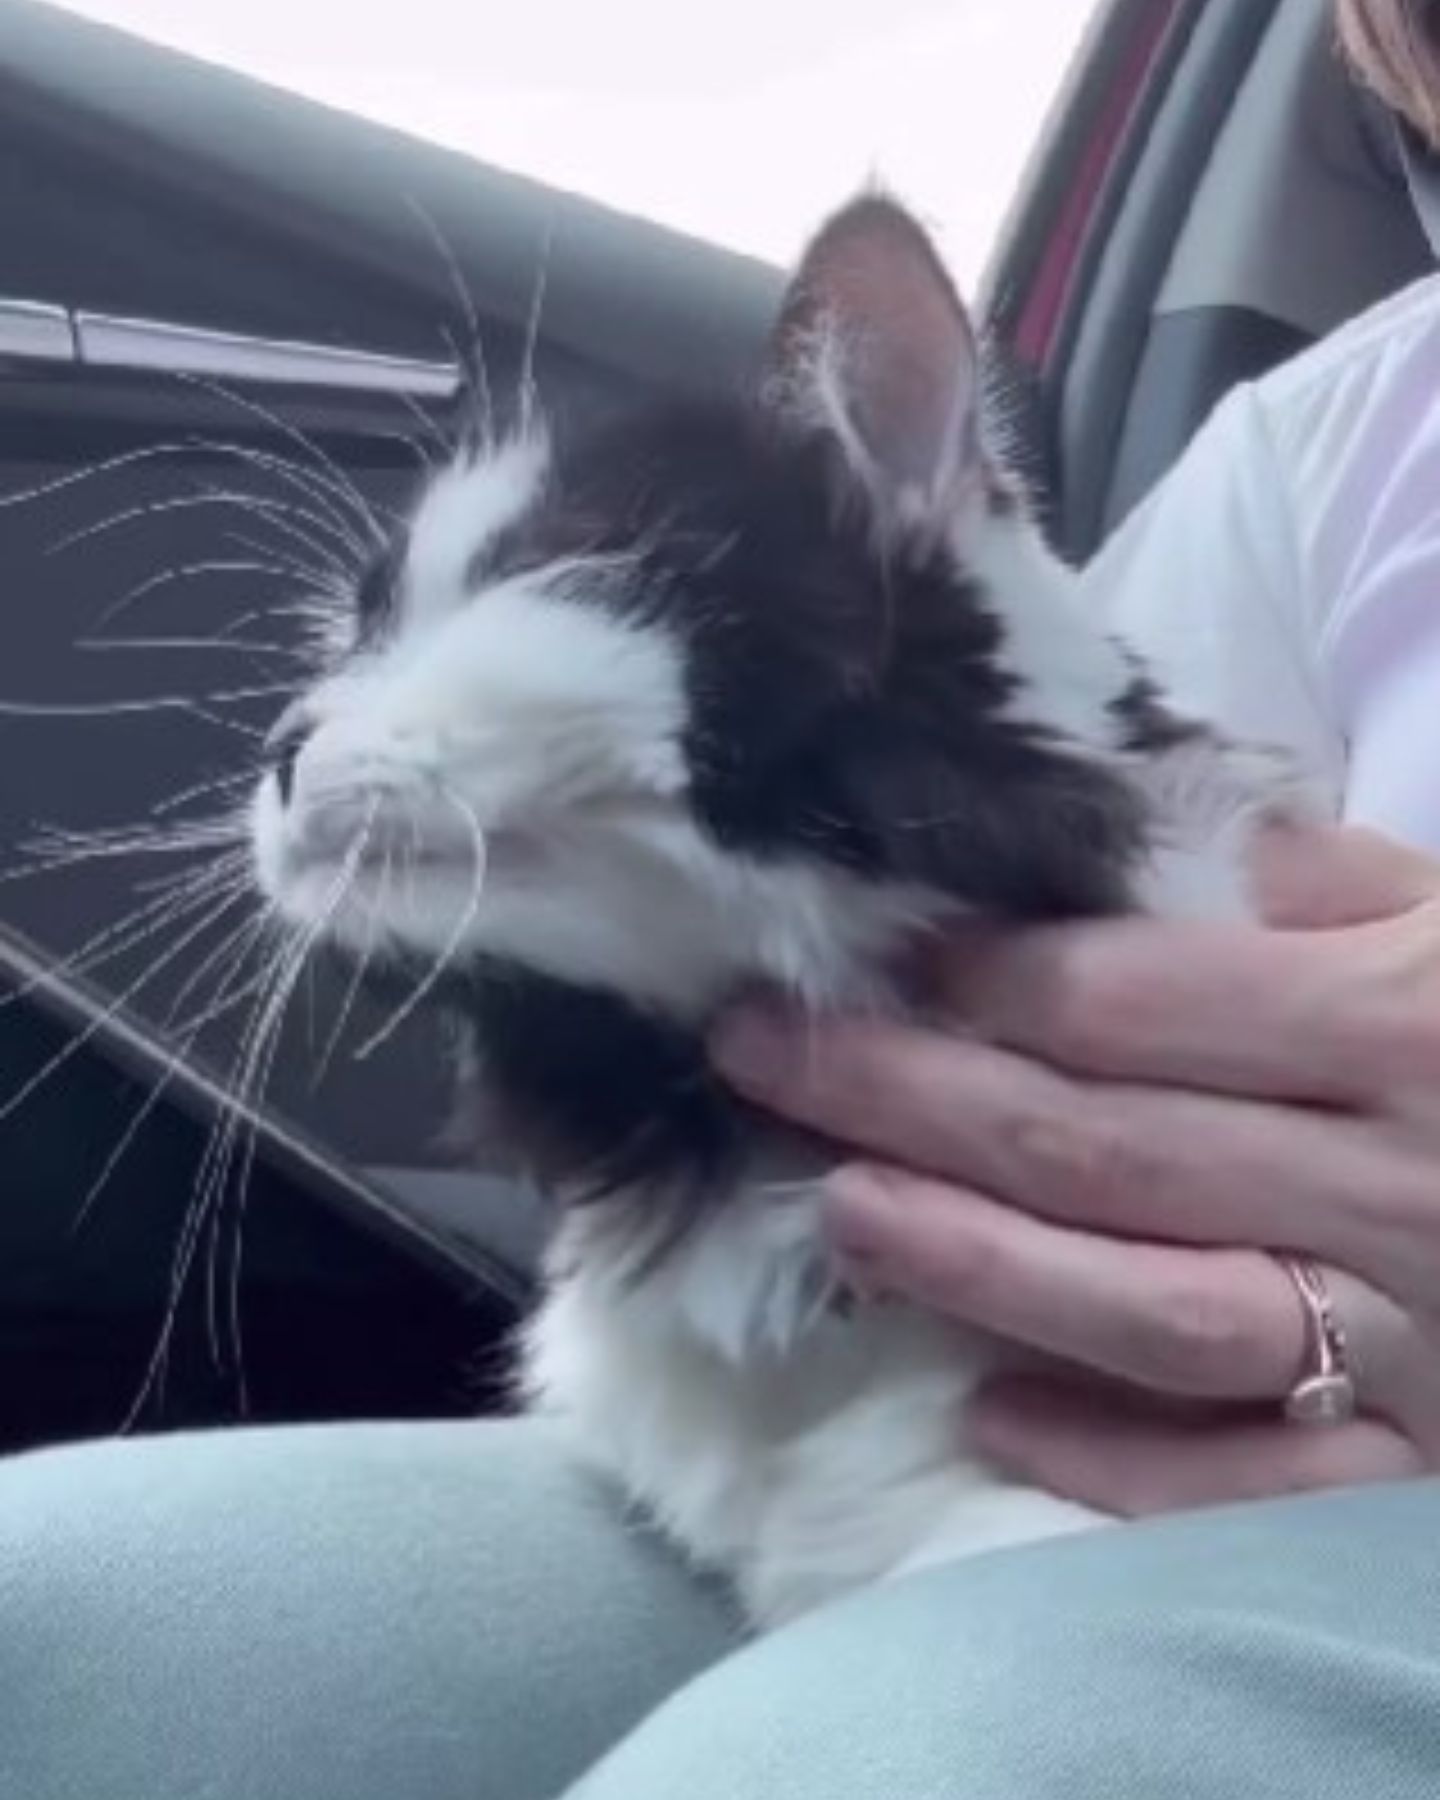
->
[365,427,438,474]
[217,925,312,1409]
[0,432,379,533]
[0,856,247,1008]
[79,632,306,662]
[69,914,267,1239]
[518,220,555,443]
[153,770,254,818]
[197,493,357,582]
[174,373,388,549]
[49,488,359,571]
[0,680,294,722]
[119,914,288,1428]
[169,962,272,1040]
[409,199,493,455]
[14,820,245,874]
[0,440,230,510]
[394,389,451,454]
[197,924,294,1376]
[190,707,267,741]
[183,435,380,549]
[89,555,318,633]
[353,792,486,1061]
[198,818,370,1399]
[314,838,391,1088]
[5,824,240,886]
[0,875,251,1129]
[221,529,351,601]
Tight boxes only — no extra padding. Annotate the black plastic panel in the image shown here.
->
[0,955,522,1454]
[1103,303,1311,533]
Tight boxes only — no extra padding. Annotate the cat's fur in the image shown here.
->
[251,194,1294,1626]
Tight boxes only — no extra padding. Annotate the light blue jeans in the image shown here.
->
[4,1418,1440,1798]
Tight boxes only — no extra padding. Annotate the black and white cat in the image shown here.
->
[251,194,1294,1626]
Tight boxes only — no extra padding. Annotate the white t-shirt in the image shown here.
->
[1080,273,1440,854]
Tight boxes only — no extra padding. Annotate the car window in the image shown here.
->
[46,0,1093,289]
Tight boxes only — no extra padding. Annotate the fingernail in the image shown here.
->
[709,1006,794,1094]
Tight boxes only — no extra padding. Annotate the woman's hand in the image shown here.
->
[710,824,1440,1516]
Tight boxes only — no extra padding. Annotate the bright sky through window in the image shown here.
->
[50,0,1094,287]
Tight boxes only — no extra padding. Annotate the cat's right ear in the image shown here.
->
[762,193,984,543]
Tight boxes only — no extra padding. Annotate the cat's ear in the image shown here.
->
[763,193,983,539]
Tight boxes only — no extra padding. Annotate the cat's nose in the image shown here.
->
[264,703,314,807]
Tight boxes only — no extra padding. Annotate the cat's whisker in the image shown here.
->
[0,857,248,1020]
[0,439,255,511]
[0,694,238,722]
[169,959,272,1041]
[215,607,279,639]
[518,222,555,445]
[406,195,492,456]
[193,484,365,575]
[394,389,453,456]
[0,842,244,928]
[69,916,270,1241]
[0,680,295,723]
[0,434,375,541]
[0,875,253,1132]
[180,435,379,553]
[153,770,254,819]
[10,818,241,870]
[352,793,486,1063]
[174,373,390,551]
[78,632,308,663]
[17,819,246,871]
[314,836,392,1089]
[366,426,439,476]
[188,833,367,1406]
[121,915,292,1431]
[49,488,359,575]
[167,907,272,1040]
[192,707,267,741]
[217,916,319,1409]
[195,938,290,1385]
[26,856,244,921]
[89,555,322,634]
[222,531,351,601]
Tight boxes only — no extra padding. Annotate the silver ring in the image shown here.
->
[1276,1254,1356,1426]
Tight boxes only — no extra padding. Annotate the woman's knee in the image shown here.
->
[0,1420,735,1800]
[571,1486,1440,1800]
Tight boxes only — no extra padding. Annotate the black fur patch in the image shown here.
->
[354,531,410,641]
[341,398,1161,1236]
[1110,668,1208,756]
[409,400,1160,1231]
[476,399,1151,919]
[455,963,750,1240]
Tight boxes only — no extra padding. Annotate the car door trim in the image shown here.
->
[75,311,460,398]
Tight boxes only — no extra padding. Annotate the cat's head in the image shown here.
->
[250,194,1148,1022]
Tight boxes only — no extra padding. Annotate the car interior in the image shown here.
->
[0,0,1431,1456]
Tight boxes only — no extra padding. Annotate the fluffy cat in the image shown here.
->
[251,193,1295,1626]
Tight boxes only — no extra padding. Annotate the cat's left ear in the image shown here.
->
[763,193,983,539]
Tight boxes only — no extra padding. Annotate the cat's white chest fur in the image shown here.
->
[520,734,1299,1630]
[522,1180,1105,1628]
